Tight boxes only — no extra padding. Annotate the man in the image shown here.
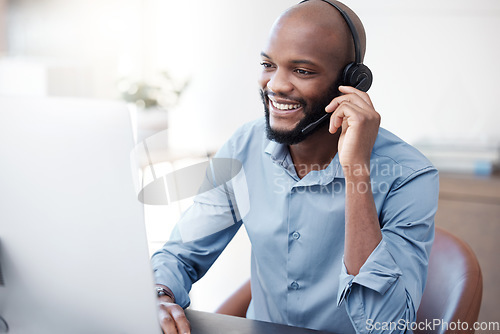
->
[152,1,439,333]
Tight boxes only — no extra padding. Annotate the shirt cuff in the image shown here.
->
[337,239,402,306]
[153,267,191,309]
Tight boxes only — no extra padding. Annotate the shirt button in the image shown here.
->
[291,281,300,290]
[292,231,300,240]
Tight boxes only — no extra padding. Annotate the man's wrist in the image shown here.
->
[343,164,372,195]
[341,162,371,179]
[156,285,175,303]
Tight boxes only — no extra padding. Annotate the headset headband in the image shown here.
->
[299,0,362,64]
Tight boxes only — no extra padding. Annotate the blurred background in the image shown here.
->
[1,0,499,328]
[3,0,500,151]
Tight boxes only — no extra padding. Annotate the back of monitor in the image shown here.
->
[0,96,161,334]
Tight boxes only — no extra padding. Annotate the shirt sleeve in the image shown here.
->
[337,166,439,333]
[151,212,242,308]
[151,139,245,309]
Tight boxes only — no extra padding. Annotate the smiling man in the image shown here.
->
[152,1,439,333]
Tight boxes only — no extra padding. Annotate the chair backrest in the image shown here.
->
[415,226,483,334]
[216,227,483,334]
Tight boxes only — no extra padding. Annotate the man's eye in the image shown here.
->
[260,62,273,69]
[295,69,314,75]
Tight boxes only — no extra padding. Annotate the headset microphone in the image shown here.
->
[299,0,373,135]
[301,77,367,135]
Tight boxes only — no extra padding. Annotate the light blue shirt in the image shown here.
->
[152,118,439,334]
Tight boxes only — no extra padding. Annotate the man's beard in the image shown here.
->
[261,84,339,145]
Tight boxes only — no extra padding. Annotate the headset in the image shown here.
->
[298,0,373,135]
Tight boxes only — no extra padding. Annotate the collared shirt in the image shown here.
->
[152,118,439,334]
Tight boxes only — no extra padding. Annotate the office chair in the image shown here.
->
[414,226,483,334]
[216,227,483,334]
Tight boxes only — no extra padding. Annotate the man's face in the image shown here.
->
[258,12,348,145]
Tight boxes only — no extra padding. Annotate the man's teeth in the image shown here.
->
[271,100,301,110]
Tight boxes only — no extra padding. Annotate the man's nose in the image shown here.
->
[267,69,293,94]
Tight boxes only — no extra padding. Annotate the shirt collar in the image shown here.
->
[264,140,297,177]
[264,140,345,185]
[264,140,285,163]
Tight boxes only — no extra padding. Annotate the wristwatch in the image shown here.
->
[156,286,175,302]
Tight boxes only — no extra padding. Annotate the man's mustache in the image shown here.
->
[259,89,307,106]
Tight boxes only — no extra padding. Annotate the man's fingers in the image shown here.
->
[325,86,373,113]
[159,306,178,334]
[158,303,191,334]
[171,307,191,334]
[338,85,373,106]
[329,101,360,134]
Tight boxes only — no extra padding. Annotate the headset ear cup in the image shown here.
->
[342,63,373,92]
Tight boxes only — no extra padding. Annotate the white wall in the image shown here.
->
[6,0,500,147]
[354,0,500,145]
[5,0,142,98]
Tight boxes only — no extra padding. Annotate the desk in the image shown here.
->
[185,310,335,334]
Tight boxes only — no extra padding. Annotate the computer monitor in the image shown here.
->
[0,96,161,333]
